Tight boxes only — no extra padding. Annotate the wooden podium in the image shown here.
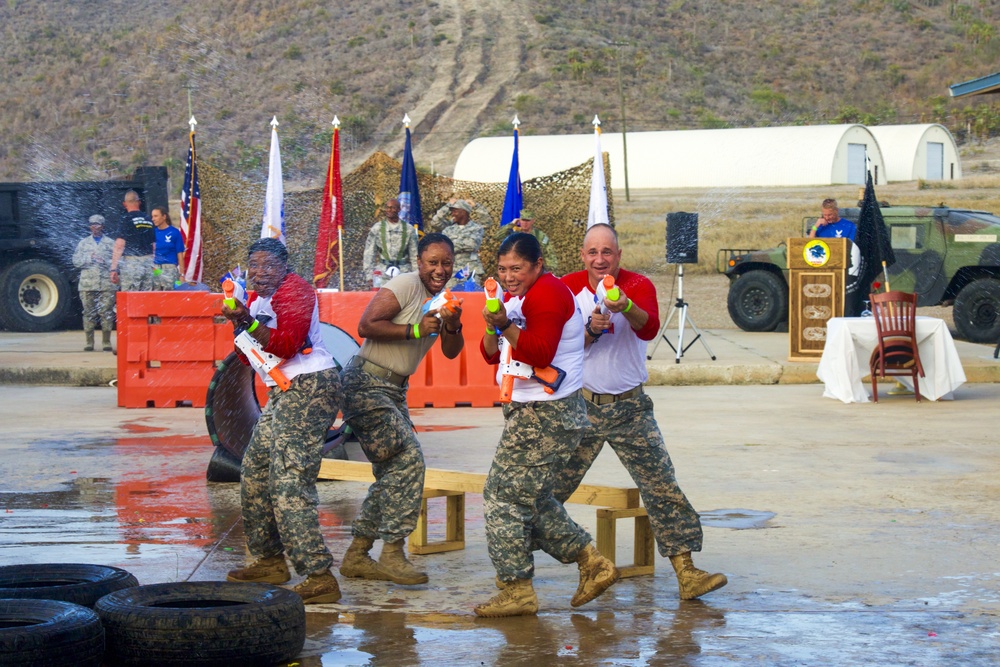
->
[788,237,850,361]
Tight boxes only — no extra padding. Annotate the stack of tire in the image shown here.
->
[0,564,305,666]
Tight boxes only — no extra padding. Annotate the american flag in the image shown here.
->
[180,126,203,283]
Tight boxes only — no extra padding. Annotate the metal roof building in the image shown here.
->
[454,125,886,189]
[949,71,1000,98]
[867,124,962,182]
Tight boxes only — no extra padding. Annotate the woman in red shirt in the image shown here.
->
[475,232,619,617]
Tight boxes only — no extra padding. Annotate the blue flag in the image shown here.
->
[500,127,522,226]
[399,126,423,232]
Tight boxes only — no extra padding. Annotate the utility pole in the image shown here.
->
[613,41,631,202]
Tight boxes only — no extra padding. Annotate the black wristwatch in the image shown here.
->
[585,316,603,340]
[497,319,514,333]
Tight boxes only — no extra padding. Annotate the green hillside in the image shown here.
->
[1,0,998,190]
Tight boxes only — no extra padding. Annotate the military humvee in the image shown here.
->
[717,205,1000,343]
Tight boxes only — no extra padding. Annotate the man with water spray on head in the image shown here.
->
[558,223,728,601]
[223,237,345,605]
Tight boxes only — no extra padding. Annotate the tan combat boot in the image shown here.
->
[292,569,342,604]
[83,331,95,352]
[339,536,388,580]
[101,329,113,352]
[669,552,728,600]
[474,579,539,617]
[376,540,428,585]
[226,554,290,584]
[571,544,620,607]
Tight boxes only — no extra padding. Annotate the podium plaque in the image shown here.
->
[787,237,850,361]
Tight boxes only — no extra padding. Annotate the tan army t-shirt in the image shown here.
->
[357,271,438,377]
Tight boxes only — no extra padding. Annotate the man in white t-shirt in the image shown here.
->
[558,223,728,601]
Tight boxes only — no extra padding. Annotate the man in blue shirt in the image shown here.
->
[808,198,856,241]
[151,205,186,290]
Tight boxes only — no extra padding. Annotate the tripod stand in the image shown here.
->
[646,265,716,364]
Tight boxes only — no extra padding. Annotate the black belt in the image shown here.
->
[347,356,408,387]
[582,386,643,405]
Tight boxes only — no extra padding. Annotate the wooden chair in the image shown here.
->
[868,291,925,402]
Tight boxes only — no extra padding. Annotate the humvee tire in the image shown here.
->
[727,270,788,332]
[953,277,1000,344]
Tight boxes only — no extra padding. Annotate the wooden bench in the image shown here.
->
[319,459,655,578]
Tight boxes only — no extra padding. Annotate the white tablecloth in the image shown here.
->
[816,317,967,403]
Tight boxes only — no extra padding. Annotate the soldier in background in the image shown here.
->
[109,190,155,291]
[494,209,559,276]
[557,223,728,601]
[441,199,485,288]
[151,206,185,291]
[362,198,418,288]
[71,215,117,351]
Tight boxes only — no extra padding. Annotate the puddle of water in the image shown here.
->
[700,508,776,529]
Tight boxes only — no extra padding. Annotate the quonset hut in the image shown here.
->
[454,124,888,189]
[867,124,962,182]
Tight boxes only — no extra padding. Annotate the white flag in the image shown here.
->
[261,116,285,243]
[587,115,609,228]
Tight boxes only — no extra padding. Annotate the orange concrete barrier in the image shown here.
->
[117,292,230,408]
[118,289,501,409]
[317,290,499,408]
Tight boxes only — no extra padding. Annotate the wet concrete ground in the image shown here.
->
[2,383,999,665]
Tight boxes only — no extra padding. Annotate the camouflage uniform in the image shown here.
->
[241,366,343,576]
[152,263,181,291]
[442,221,485,288]
[72,233,117,334]
[484,392,593,582]
[362,219,418,282]
[340,366,425,543]
[551,393,703,556]
[118,255,153,291]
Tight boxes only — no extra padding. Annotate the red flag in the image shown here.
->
[180,128,203,283]
[313,125,343,288]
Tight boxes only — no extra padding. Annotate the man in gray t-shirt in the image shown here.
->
[338,232,465,587]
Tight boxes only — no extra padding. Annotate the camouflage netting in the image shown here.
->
[199,151,613,290]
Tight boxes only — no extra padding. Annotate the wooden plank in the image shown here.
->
[409,540,466,555]
[446,494,465,544]
[320,460,639,508]
[596,516,617,565]
[633,514,655,568]
[318,459,375,483]
[596,506,648,520]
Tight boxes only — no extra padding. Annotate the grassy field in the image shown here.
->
[614,174,1000,278]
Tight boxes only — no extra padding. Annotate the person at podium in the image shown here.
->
[809,198,862,315]
[808,198,856,241]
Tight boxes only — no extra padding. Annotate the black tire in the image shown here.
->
[953,277,1000,344]
[95,581,305,667]
[0,259,72,332]
[727,270,788,332]
[206,446,242,483]
[0,563,138,608]
[0,599,104,667]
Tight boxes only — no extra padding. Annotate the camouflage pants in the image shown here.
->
[79,290,115,332]
[484,391,593,582]
[151,263,180,290]
[340,366,425,543]
[241,366,342,576]
[118,255,153,292]
[552,392,703,556]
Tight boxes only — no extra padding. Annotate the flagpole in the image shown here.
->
[338,227,345,292]
[333,116,345,292]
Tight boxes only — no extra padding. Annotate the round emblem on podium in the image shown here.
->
[802,239,831,267]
